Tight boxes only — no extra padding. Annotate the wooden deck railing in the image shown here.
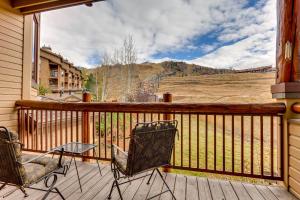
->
[15,100,286,180]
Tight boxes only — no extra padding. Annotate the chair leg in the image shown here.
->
[108,181,115,199]
[54,187,65,200]
[147,169,155,185]
[0,183,7,191]
[115,180,123,200]
[20,186,28,197]
[156,169,177,200]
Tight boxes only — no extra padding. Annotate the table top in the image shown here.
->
[53,142,97,154]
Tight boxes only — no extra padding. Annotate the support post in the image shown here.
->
[82,92,91,161]
[163,92,172,173]
[272,0,300,194]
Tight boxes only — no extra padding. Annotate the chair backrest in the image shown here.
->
[126,120,178,176]
[0,127,25,185]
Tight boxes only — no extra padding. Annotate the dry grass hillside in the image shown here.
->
[157,72,276,103]
[91,61,275,103]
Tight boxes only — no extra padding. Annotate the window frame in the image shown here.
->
[32,14,39,85]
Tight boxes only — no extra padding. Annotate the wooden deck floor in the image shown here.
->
[1,162,298,200]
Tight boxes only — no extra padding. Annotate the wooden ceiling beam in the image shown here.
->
[13,0,104,14]
[12,0,59,9]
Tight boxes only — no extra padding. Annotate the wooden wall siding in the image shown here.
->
[288,120,300,198]
[0,4,24,131]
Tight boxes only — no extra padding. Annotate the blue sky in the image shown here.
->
[41,0,276,69]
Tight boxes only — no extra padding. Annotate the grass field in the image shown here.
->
[93,72,280,183]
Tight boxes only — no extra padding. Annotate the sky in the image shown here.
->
[41,0,276,69]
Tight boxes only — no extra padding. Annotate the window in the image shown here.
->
[32,15,39,84]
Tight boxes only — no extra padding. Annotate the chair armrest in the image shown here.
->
[19,148,64,166]
[112,144,128,159]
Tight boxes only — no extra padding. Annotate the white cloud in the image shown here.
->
[41,0,276,69]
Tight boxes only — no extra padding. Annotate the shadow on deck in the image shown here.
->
[0,161,298,200]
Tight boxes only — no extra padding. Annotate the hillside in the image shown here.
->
[89,61,275,102]
[157,72,276,103]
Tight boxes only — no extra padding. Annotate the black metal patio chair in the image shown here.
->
[108,120,178,200]
[0,126,66,200]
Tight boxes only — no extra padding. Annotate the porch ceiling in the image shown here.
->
[11,0,104,14]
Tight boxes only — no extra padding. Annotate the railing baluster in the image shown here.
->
[60,111,62,146]
[271,115,274,177]
[55,110,58,147]
[232,115,234,173]
[104,112,107,159]
[123,112,126,151]
[197,114,199,169]
[31,109,34,150]
[45,110,48,150]
[65,111,68,144]
[241,115,244,174]
[181,113,183,167]
[214,114,216,171]
[35,109,38,150]
[50,110,53,149]
[117,112,119,147]
[223,115,225,172]
[251,115,254,175]
[173,113,176,166]
[189,114,191,168]
[41,110,43,151]
[205,114,208,170]
[98,112,101,158]
[260,115,264,176]
[93,112,95,157]
[76,111,79,142]
[71,111,73,142]
[111,112,113,158]
[26,109,29,149]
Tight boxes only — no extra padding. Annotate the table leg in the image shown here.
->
[74,158,83,192]
[93,148,102,176]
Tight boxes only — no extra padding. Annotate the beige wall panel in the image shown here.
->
[290,135,300,148]
[0,32,22,46]
[0,80,21,89]
[0,53,22,64]
[289,123,300,137]
[0,39,22,52]
[0,46,23,58]
[290,177,300,197]
[0,66,22,77]
[290,156,300,172]
[0,24,23,40]
[0,113,18,121]
[290,146,300,160]
[0,0,23,133]
[0,12,23,28]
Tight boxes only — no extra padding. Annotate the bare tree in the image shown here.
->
[101,52,111,101]
[122,35,137,99]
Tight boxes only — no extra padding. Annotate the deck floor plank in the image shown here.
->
[243,183,265,200]
[159,172,177,200]
[186,176,199,200]
[147,171,167,200]
[268,186,298,200]
[197,177,212,200]
[122,173,148,200]
[173,174,186,200]
[230,181,252,200]
[208,179,225,200]
[256,185,278,200]
[0,162,298,200]
[219,180,238,200]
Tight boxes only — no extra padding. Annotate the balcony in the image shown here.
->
[11,100,296,199]
[1,161,295,200]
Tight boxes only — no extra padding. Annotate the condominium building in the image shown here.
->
[40,46,83,94]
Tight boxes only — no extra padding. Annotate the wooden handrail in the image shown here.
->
[292,103,300,113]
[15,100,286,115]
